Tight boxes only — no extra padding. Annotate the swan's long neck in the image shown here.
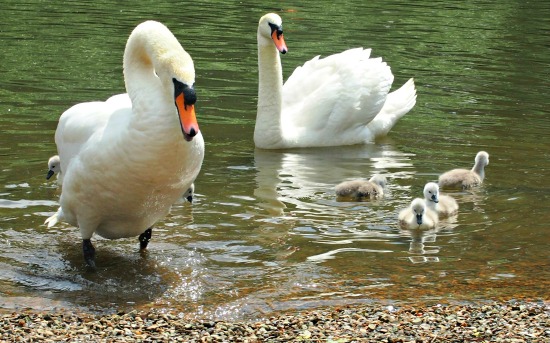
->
[124,32,167,116]
[119,21,198,171]
[255,35,284,149]
[123,22,193,131]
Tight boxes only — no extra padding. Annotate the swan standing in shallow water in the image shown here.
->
[398,198,438,230]
[47,154,196,202]
[45,21,205,267]
[423,182,459,217]
[46,155,61,182]
[438,151,489,189]
[335,174,387,201]
[254,13,417,149]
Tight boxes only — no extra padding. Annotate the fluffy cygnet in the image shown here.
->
[423,182,459,217]
[46,155,61,181]
[398,198,438,229]
[182,183,194,203]
[438,151,489,189]
[335,174,387,200]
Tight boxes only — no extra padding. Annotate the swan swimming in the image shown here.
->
[438,151,489,189]
[335,174,387,200]
[45,21,205,267]
[398,198,438,230]
[423,182,459,217]
[254,13,417,149]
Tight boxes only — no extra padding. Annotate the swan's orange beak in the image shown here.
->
[271,31,288,54]
[175,92,199,142]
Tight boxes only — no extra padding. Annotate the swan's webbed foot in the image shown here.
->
[139,228,153,250]
[83,239,96,268]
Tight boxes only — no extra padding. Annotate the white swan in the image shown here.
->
[423,182,459,217]
[438,151,489,189]
[335,174,387,200]
[254,13,417,149]
[46,155,61,182]
[48,153,196,202]
[45,21,205,267]
[398,198,438,230]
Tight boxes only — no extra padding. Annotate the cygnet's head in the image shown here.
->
[423,182,439,203]
[369,174,387,188]
[475,151,489,166]
[182,183,195,203]
[411,198,427,225]
[46,155,60,180]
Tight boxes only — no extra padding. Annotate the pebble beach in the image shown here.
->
[1,301,548,342]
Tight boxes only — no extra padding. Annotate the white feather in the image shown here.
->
[46,21,204,242]
[255,13,416,149]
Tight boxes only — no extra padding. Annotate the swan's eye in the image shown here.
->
[268,22,283,39]
[173,78,197,108]
[182,85,196,107]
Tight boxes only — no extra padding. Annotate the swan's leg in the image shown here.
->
[139,227,153,250]
[82,239,96,268]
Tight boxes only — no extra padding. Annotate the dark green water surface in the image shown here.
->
[0,0,548,320]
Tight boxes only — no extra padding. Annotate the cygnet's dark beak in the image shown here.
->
[46,170,55,180]
[416,214,423,225]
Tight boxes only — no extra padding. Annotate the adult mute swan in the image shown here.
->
[45,21,205,267]
[255,13,417,149]
[423,182,459,217]
[46,155,61,182]
[335,174,387,201]
[47,153,196,202]
[438,151,489,189]
[398,198,438,230]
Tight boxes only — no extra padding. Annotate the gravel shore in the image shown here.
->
[1,301,548,342]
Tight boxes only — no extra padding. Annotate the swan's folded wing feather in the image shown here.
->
[367,78,416,137]
[55,100,122,178]
[282,48,393,135]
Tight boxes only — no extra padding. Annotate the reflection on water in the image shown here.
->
[1,0,549,320]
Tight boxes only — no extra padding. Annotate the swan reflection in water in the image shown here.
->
[399,215,459,264]
[253,143,415,214]
[252,143,418,263]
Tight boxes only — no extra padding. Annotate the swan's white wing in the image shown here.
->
[106,93,132,107]
[282,48,393,143]
[367,78,416,137]
[54,98,128,182]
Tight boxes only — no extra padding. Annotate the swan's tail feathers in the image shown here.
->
[45,207,64,228]
[368,78,417,137]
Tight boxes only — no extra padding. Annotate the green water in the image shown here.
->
[0,0,548,320]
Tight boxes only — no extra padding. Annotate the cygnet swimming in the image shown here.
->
[335,174,387,201]
[398,198,438,229]
[423,182,458,217]
[46,155,61,182]
[438,151,489,189]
